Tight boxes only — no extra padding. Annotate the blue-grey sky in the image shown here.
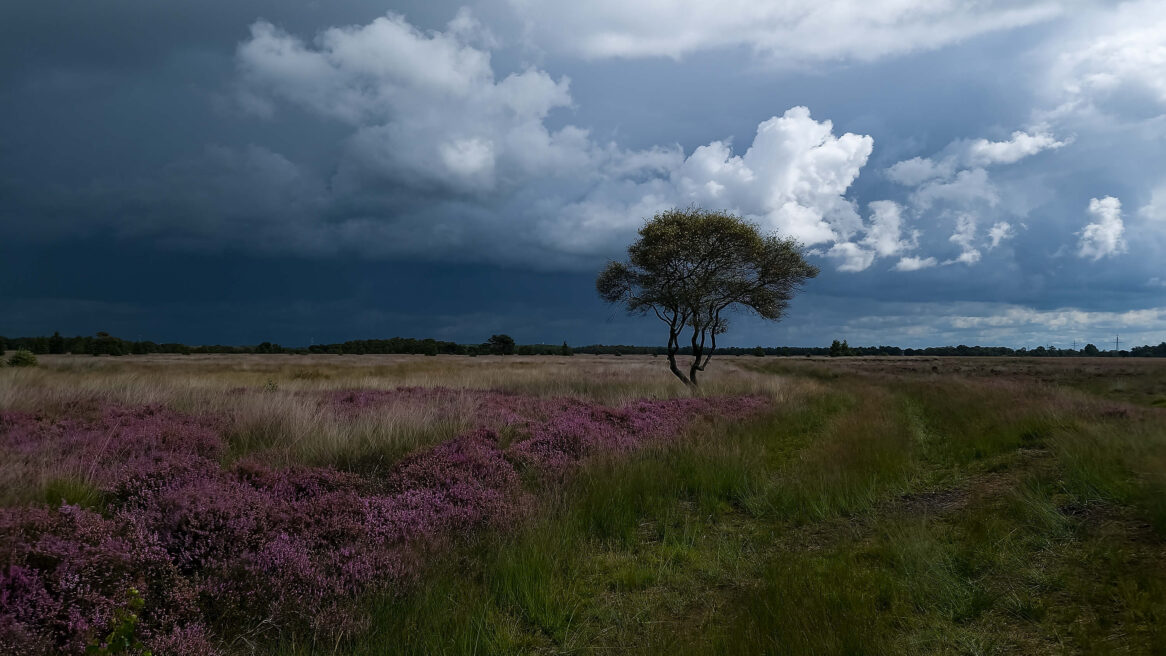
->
[2,0,1164,348]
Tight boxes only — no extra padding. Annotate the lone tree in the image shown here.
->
[597,207,818,386]
[486,334,516,356]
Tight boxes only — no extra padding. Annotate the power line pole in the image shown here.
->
[1115,333,1120,352]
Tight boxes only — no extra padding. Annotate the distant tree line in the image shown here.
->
[0,332,575,357]
[1,332,1164,358]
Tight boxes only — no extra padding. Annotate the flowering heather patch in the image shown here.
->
[2,404,223,496]
[506,396,769,472]
[1,390,769,654]
[327,387,528,427]
[0,504,205,655]
[326,386,768,449]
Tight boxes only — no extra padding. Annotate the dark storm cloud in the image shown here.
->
[2,0,1165,347]
[0,237,646,345]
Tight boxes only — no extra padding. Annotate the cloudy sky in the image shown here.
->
[2,0,1165,348]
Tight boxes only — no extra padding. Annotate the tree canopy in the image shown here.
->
[597,207,818,386]
[486,334,516,356]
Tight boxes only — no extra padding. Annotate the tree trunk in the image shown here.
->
[667,329,693,386]
[688,312,720,386]
[688,326,703,386]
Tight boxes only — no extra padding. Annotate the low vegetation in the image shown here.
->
[2,354,1166,654]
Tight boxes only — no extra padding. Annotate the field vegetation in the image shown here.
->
[3,354,1166,654]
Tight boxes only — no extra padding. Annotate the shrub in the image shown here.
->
[7,349,37,367]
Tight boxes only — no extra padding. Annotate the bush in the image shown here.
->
[7,349,37,367]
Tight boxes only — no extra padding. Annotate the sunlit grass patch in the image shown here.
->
[1052,410,1166,534]
[747,384,919,522]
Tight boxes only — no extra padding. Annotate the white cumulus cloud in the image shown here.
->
[894,255,939,272]
[946,214,982,265]
[237,14,582,195]
[861,200,917,257]
[1050,0,1166,117]
[507,0,1063,64]
[965,129,1069,166]
[988,221,1014,249]
[668,106,873,245]
[888,127,1066,192]
[1140,183,1166,222]
[886,156,956,186]
[911,168,1000,211]
[818,199,927,272]
[230,12,877,266]
[1078,195,1127,260]
[948,304,1164,333]
[827,242,877,273]
[881,123,1069,269]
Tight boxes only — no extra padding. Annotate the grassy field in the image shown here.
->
[3,354,1166,654]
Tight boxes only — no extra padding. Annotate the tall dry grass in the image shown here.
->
[0,353,784,408]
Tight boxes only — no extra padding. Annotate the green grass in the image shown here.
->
[275,363,1166,655]
[41,476,105,510]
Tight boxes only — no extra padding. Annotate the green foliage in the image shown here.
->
[559,341,573,356]
[597,207,817,385]
[7,349,38,367]
[86,588,151,656]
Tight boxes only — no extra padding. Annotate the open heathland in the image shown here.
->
[3,354,1166,654]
